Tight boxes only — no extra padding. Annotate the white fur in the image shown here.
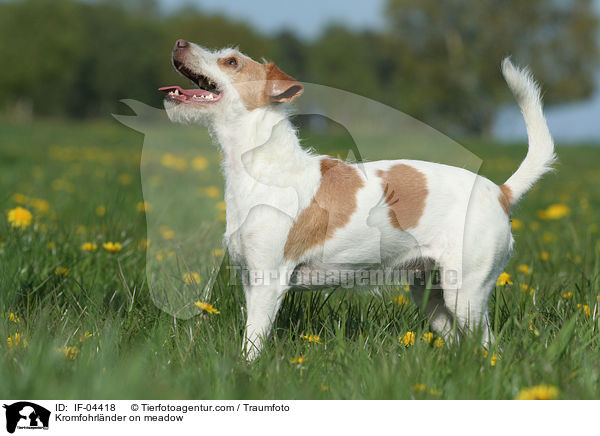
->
[165,43,555,359]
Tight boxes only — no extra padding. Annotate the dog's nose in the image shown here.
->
[175,39,189,50]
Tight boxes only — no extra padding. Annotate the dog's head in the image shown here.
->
[160,40,303,124]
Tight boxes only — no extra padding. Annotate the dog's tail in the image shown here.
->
[499,57,556,209]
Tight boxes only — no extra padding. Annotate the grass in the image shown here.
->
[0,117,599,399]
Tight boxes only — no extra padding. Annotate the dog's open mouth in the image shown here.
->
[159,59,222,103]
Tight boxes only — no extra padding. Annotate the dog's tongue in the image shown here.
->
[158,85,214,97]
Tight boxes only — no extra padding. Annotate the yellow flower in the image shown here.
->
[433,337,444,348]
[300,334,321,343]
[412,383,426,392]
[192,156,208,170]
[184,272,201,284]
[216,201,227,212]
[118,173,133,185]
[496,272,513,286]
[160,225,175,240]
[542,232,556,244]
[562,291,573,299]
[138,239,150,249]
[156,251,164,261]
[8,312,21,323]
[62,346,80,360]
[400,331,416,346]
[291,356,307,364]
[537,204,570,220]
[102,242,122,253]
[202,186,221,198]
[7,207,33,229]
[540,251,549,261]
[490,353,499,367]
[516,385,558,400]
[211,248,224,256]
[577,304,591,316]
[520,284,535,295]
[81,242,98,251]
[7,333,27,349]
[46,242,55,250]
[422,332,434,344]
[79,331,93,342]
[136,201,152,212]
[96,205,106,217]
[30,198,50,213]
[218,211,226,222]
[393,294,409,306]
[517,264,531,275]
[511,218,523,230]
[194,301,220,314]
[55,267,69,276]
[12,193,28,204]
[161,153,187,171]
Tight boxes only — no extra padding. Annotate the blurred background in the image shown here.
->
[0,0,599,141]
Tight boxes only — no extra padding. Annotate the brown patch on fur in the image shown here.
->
[498,184,513,215]
[284,158,364,261]
[217,55,303,110]
[376,164,428,230]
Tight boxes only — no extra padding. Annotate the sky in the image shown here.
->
[159,0,600,143]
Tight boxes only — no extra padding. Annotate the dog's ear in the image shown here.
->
[264,63,303,103]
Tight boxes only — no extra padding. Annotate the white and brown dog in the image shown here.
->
[160,39,555,359]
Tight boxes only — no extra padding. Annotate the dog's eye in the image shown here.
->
[225,57,238,67]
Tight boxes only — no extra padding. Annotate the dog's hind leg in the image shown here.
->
[410,286,454,339]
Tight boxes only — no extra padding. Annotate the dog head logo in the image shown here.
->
[3,402,50,434]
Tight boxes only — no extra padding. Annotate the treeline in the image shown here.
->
[0,0,597,135]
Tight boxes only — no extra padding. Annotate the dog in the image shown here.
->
[160,39,555,359]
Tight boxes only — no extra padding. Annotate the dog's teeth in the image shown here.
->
[174,89,180,95]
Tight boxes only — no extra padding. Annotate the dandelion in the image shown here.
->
[192,156,208,170]
[422,332,434,344]
[520,284,535,295]
[301,334,321,343]
[202,186,221,198]
[393,294,409,306]
[62,346,80,360]
[291,356,307,364]
[540,251,549,261]
[184,272,201,284]
[194,301,220,314]
[138,239,150,249]
[156,251,164,261]
[79,331,93,342]
[7,333,27,349]
[81,242,98,251]
[161,153,187,171]
[321,386,329,391]
[537,204,570,220]
[96,205,106,217]
[160,225,175,240]
[562,291,573,299]
[516,385,558,400]
[400,331,416,346]
[211,248,224,256]
[8,313,21,323]
[12,193,28,204]
[433,337,444,348]
[118,173,133,185]
[517,264,531,275]
[577,304,591,316]
[55,267,69,276]
[490,353,499,367]
[542,232,556,244]
[102,242,122,253]
[136,201,152,212]
[412,383,426,392]
[496,272,512,286]
[216,201,227,212]
[29,198,50,213]
[7,206,33,229]
[46,242,55,250]
[511,219,523,230]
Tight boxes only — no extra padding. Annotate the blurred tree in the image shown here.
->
[385,0,600,135]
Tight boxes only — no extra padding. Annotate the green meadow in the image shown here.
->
[1,118,599,399]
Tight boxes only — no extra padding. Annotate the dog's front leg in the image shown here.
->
[243,280,289,360]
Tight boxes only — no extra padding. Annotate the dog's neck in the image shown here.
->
[211,106,315,180]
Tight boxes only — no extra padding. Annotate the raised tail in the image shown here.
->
[499,57,556,209]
